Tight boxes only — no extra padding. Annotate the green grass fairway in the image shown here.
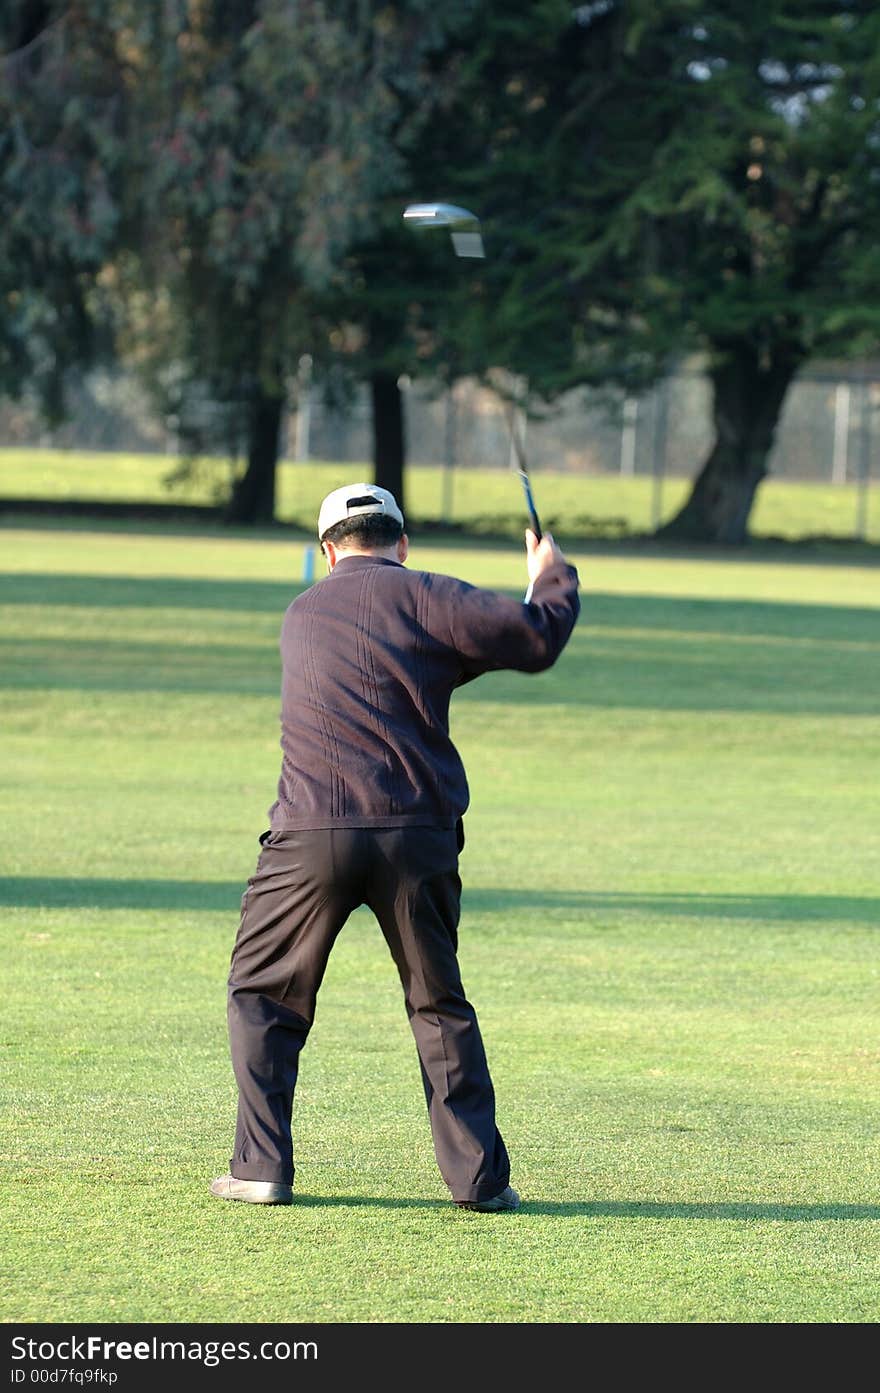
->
[2,523,879,1323]
[0,446,877,542]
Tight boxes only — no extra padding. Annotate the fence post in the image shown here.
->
[442,385,456,523]
[294,354,312,462]
[651,380,669,531]
[832,382,850,484]
[507,404,528,471]
[620,396,638,475]
[856,377,872,541]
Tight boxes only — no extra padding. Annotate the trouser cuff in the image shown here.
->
[450,1175,511,1204]
[230,1158,295,1186]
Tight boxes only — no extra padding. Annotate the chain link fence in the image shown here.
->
[289,358,877,538]
[286,356,874,534]
[2,357,876,538]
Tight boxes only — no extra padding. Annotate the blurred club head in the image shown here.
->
[403,202,485,258]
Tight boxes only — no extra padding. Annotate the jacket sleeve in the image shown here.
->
[448,561,580,681]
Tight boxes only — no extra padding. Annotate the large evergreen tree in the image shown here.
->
[648,1,880,542]
[417,1,880,543]
[487,1,880,543]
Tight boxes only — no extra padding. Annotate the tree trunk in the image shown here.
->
[656,346,801,544]
[226,387,284,525]
[371,371,405,514]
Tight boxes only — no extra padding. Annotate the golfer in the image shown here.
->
[211,483,579,1211]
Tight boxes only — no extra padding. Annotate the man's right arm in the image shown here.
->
[448,532,580,680]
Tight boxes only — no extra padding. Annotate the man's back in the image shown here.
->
[269,552,580,831]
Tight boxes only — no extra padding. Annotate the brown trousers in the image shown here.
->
[226,824,510,1203]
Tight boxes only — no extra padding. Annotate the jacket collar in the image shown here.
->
[330,555,404,573]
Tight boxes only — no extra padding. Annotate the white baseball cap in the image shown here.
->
[317,482,405,541]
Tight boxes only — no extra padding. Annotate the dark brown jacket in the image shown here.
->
[268,553,580,830]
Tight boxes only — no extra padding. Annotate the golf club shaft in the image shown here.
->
[507,407,542,539]
[517,469,542,541]
[403,206,541,539]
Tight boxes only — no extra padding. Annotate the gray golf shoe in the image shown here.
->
[210,1174,293,1205]
[456,1185,521,1213]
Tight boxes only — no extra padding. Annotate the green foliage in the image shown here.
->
[401,1,880,416]
[431,0,880,538]
[0,3,129,417]
[561,1,880,378]
[4,2,880,535]
[131,1,481,451]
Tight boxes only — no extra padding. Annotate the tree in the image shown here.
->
[324,213,483,511]
[328,0,643,506]
[417,1,880,543]
[131,0,478,524]
[0,2,129,421]
[536,1,880,542]
[601,2,880,543]
[315,1,583,508]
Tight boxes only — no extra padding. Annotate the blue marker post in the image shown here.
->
[302,545,316,585]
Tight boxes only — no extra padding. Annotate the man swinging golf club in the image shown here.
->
[211,483,579,1211]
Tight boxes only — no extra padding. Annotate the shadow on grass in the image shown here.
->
[462,890,880,925]
[509,1197,880,1220]
[0,572,302,614]
[1,878,877,926]
[2,505,879,565]
[293,1195,880,1221]
[0,877,244,911]
[513,1201,880,1221]
[2,573,878,641]
[293,1194,448,1211]
[3,575,878,713]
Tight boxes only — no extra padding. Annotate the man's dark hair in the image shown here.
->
[321,512,404,551]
